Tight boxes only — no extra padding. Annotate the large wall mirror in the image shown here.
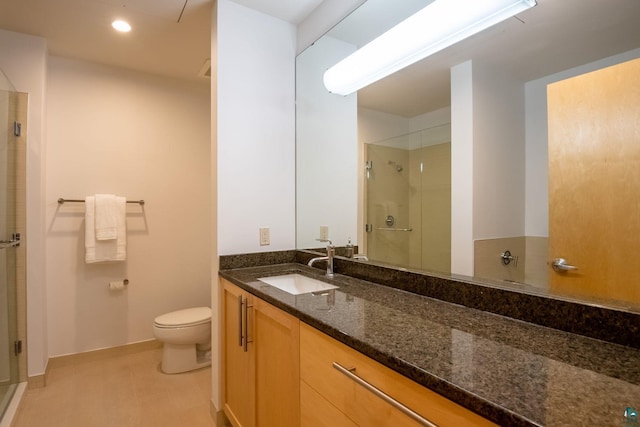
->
[296,0,640,312]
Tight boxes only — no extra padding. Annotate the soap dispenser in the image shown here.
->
[624,406,639,426]
[345,238,354,258]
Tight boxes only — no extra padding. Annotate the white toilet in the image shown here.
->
[153,306,212,374]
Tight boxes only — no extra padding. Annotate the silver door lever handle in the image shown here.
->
[552,258,577,272]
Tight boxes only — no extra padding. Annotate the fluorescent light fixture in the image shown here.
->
[323,0,536,95]
[112,20,132,33]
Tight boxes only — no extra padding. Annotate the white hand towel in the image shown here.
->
[95,194,118,240]
[85,196,127,263]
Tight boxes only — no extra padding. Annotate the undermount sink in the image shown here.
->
[257,274,338,295]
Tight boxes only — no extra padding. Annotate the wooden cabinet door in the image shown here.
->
[222,280,255,427]
[222,278,300,427]
[254,298,300,427]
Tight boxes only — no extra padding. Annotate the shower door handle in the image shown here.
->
[0,239,20,249]
[0,233,20,249]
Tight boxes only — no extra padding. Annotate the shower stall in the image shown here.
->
[0,68,26,421]
[364,123,451,273]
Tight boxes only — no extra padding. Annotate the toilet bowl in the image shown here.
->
[153,307,212,374]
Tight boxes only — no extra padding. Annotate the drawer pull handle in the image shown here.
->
[333,362,438,427]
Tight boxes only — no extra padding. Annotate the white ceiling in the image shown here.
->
[2,0,638,115]
[231,0,324,24]
[0,0,322,83]
[349,0,640,117]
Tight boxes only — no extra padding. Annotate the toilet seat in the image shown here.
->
[154,307,211,328]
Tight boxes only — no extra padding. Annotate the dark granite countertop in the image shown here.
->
[219,263,640,427]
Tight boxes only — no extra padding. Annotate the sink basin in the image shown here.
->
[257,274,338,295]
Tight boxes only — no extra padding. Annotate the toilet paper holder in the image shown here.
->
[108,279,129,290]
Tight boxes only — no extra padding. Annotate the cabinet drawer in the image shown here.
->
[300,323,496,427]
[301,379,358,427]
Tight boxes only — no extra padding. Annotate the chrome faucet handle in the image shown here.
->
[316,238,333,246]
[313,239,335,278]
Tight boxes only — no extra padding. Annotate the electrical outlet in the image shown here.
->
[319,225,329,240]
[259,227,270,246]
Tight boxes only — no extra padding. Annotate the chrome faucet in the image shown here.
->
[307,239,335,278]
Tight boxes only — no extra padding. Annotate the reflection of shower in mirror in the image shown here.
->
[388,160,403,172]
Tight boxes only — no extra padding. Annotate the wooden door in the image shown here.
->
[254,298,300,427]
[547,57,640,304]
[222,280,255,427]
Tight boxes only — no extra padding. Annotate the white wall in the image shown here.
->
[472,60,525,240]
[0,29,48,377]
[212,0,296,414]
[358,108,410,145]
[450,59,526,276]
[45,56,211,357]
[296,36,357,248]
[409,107,451,133]
[450,61,474,276]
[358,106,451,146]
[217,0,296,255]
[296,0,366,54]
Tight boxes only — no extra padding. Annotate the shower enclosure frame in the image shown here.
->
[363,124,452,273]
[0,70,28,422]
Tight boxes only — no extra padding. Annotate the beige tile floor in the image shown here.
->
[14,344,216,427]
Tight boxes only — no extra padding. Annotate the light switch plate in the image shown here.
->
[319,225,329,240]
[259,227,270,246]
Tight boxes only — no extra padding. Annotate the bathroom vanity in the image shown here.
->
[222,280,300,427]
[219,253,640,426]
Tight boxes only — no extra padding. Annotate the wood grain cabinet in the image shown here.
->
[222,279,254,427]
[300,322,497,427]
[222,279,300,427]
[223,277,495,427]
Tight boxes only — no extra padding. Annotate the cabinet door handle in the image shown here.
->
[242,298,253,352]
[333,362,438,427]
[238,295,244,347]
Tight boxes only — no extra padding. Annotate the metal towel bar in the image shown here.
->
[58,198,145,205]
[375,227,412,232]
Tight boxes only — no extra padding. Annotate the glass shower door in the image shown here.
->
[0,77,20,417]
[364,123,452,273]
[365,132,416,268]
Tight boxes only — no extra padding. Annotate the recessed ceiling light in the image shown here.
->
[112,20,131,33]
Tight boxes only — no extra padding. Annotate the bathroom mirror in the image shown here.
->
[295,0,640,311]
